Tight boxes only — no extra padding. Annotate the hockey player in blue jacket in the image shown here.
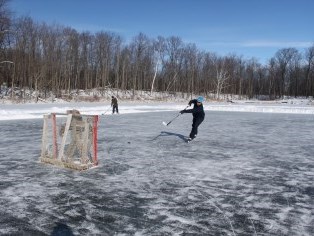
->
[180,96,205,142]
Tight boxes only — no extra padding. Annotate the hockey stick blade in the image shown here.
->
[162,106,188,127]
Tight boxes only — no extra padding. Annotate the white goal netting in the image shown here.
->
[40,110,99,170]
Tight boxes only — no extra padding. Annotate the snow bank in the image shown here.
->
[0,100,314,121]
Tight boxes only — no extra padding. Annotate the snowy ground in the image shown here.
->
[0,102,314,235]
[1,99,314,121]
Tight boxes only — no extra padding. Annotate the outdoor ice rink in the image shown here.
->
[0,110,313,235]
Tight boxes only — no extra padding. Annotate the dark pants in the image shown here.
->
[190,117,204,139]
[112,105,119,114]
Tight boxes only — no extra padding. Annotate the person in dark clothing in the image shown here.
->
[111,96,119,114]
[180,96,205,142]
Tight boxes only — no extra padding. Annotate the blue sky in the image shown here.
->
[9,0,314,64]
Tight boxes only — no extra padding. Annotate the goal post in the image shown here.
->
[40,110,99,170]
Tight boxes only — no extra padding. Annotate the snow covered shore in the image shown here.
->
[1,99,314,121]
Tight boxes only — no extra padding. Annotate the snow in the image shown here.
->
[0,99,313,235]
[1,98,314,121]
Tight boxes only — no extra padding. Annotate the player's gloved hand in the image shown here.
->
[180,110,185,114]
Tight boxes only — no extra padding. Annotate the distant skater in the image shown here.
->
[111,96,119,114]
[180,96,205,142]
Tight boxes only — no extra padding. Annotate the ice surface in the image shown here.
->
[0,106,313,235]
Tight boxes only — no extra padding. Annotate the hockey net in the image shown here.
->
[40,110,99,170]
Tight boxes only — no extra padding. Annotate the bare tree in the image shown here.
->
[304,44,314,97]
[181,43,198,97]
[288,51,302,97]
[129,33,152,96]
[274,48,300,97]
[112,35,122,96]
[163,36,183,93]
[211,56,230,100]
[0,0,13,88]
[151,36,165,94]
[78,31,93,90]
[245,58,260,99]
[0,0,12,50]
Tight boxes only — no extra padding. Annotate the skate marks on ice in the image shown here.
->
[0,112,314,235]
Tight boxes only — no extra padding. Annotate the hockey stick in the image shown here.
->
[162,105,189,126]
[102,106,111,115]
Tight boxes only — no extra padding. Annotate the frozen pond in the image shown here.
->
[0,111,313,235]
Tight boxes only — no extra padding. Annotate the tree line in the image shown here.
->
[1,0,314,100]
